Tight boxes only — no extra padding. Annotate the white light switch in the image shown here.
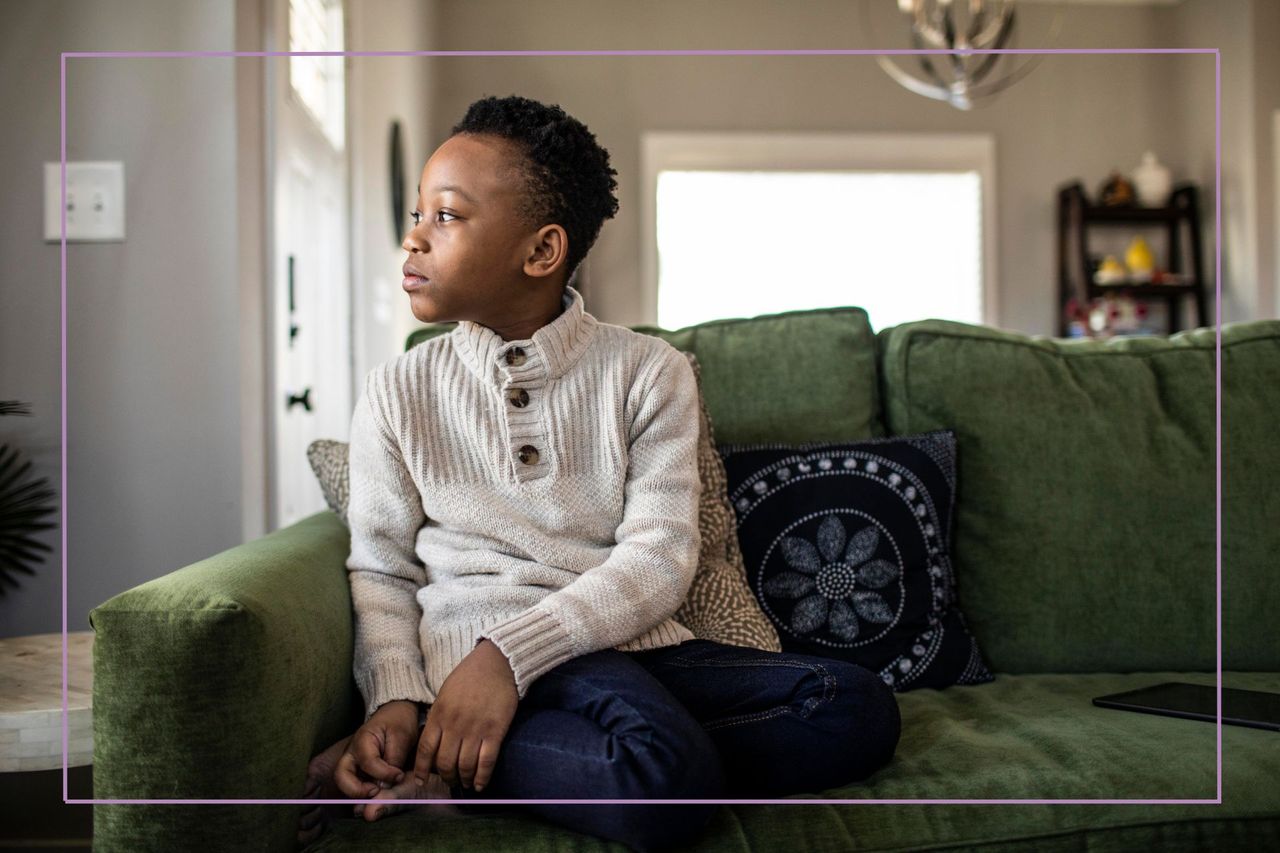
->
[44,161,125,242]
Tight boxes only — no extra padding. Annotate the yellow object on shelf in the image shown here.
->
[1095,255,1127,284]
[1125,236,1155,280]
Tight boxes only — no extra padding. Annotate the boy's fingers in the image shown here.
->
[473,737,501,792]
[333,749,379,800]
[433,729,462,788]
[413,724,442,789]
[456,735,480,790]
[352,728,402,784]
[382,727,411,784]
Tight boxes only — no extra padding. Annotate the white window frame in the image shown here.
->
[639,131,999,328]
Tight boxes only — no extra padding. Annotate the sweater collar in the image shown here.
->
[451,284,598,387]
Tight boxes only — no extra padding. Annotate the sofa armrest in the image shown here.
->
[90,510,358,853]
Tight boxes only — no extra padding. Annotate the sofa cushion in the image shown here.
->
[310,671,1280,852]
[876,319,1280,673]
[718,431,994,691]
[407,303,886,444]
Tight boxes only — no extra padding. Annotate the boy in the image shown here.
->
[298,95,901,852]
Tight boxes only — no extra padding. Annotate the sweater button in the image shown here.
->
[518,445,539,465]
[504,346,526,366]
[508,388,530,408]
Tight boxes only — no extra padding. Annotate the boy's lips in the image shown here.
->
[402,264,430,291]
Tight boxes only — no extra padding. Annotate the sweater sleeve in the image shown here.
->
[477,346,703,699]
[347,367,435,720]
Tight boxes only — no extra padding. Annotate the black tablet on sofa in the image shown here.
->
[1092,682,1280,732]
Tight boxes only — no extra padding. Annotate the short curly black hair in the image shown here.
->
[449,94,620,288]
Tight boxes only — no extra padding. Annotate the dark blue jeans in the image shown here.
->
[448,638,902,852]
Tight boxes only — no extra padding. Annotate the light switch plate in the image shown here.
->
[44,161,126,242]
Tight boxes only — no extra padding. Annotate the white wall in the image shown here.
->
[1163,0,1255,326]
[0,0,239,638]
[348,0,439,392]
[1250,0,1280,319]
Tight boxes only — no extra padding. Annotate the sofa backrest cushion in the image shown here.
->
[406,304,886,444]
[876,318,1280,673]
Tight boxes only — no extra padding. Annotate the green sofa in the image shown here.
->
[89,306,1280,851]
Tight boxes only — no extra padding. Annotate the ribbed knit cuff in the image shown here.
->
[477,606,576,700]
[358,657,434,722]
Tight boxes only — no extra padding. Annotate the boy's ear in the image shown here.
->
[523,224,568,280]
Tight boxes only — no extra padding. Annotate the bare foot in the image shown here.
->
[298,733,353,848]
[354,768,463,822]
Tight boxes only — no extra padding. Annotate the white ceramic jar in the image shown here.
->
[1133,150,1172,207]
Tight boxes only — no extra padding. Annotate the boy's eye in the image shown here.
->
[410,209,457,226]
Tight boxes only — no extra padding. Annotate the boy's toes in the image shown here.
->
[297,736,353,848]
[297,804,339,849]
[358,780,419,822]
[360,799,412,822]
[305,734,353,797]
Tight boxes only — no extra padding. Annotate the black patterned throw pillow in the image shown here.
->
[717,430,994,691]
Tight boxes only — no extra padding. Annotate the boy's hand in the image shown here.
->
[413,639,519,793]
[333,699,420,799]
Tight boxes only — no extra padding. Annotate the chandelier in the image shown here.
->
[866,0,1064,110]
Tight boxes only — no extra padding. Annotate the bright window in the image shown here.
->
[656,170,982,330]
[641,133,996,331]
[289,0,345,150]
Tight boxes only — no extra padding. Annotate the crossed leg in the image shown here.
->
[625,638,903,797]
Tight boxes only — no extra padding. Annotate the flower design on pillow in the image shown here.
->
[762,515,900,640]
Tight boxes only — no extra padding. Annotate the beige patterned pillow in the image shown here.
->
[306,350,781,653]
[672,351,783,652]
[306,439,351,525]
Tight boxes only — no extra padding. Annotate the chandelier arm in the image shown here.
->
[874,55,955,104]
[966,2,987,48]
[970,0,1015,49]
[967,6,1018,83]
[967,4,1070,96]
[962,7,1065,98]
[911,27,950,89]
[942,5,968,78]
[914,2,951,50]
[962,54,1046,98]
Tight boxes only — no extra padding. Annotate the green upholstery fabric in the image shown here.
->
[877,319,1280,674]
[310,671,1279,852]
[90,511,359,852]
[405,304,886,443]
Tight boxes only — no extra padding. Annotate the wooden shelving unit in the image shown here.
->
[1056,181,1208,337]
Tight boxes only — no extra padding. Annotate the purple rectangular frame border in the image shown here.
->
[60,47,1224,807]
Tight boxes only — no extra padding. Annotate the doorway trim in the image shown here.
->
[236,0,270,542]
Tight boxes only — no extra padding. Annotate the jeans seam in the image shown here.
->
[660,655,840,727]
[664,655,820,672]
[703,706,793,732]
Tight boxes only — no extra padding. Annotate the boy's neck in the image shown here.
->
[487,285,568,342]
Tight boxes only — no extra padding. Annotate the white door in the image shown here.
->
[267,0,352,530]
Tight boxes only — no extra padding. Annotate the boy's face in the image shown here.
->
[401,133,566,328]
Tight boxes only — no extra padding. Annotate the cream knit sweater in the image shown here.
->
[346,284,702,719]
